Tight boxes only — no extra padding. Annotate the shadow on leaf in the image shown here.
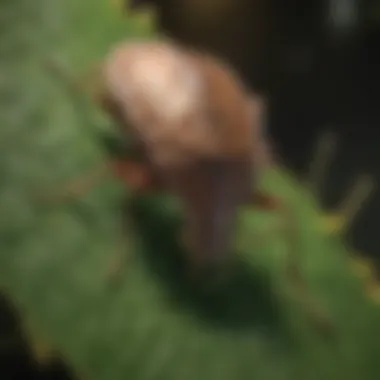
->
[124,195,292,341]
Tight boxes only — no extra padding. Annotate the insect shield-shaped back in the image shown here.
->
[102,41,219,170]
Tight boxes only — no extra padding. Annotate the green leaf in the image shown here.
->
[1,1,380,380]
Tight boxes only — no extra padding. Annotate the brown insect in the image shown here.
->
[96,40,278,273]
[45,40,333,333]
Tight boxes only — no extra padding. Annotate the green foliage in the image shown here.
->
[1,1,380,380]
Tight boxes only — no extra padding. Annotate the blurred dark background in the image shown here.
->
[2,0,379,378]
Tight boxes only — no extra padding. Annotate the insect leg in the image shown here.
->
[248,189,335,335]
[110,160,163,194]
[250,189,283,211]
[37,164,109,205]
[278,203,335,336]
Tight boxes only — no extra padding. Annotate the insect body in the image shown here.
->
[97,40,274,274]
